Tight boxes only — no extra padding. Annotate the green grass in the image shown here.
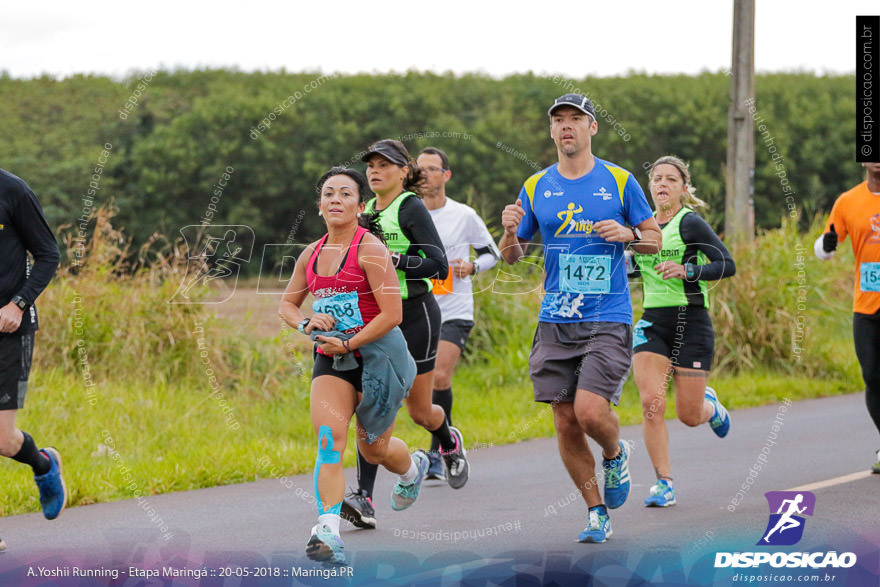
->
[4,330,860,517]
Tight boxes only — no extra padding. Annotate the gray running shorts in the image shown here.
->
[528,321,632,406]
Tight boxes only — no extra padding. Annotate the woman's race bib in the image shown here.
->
[313,291,364,331]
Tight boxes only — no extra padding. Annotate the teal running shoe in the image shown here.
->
[34,448,67,520]
[644,479,676,507]
[577,505,612,543]
[705,387,731,438]
[602,440,631,509]
[306,524,346,565]
[391,450,429,511]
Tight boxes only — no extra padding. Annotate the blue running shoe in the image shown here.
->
[644,479,676,507]
[577,506,612,543]
[705,387,731,438]
[34,448,67,520]
[602,440,631,509]
[391,450,429,511]
[306,524,346,565]
[425,451,445,481]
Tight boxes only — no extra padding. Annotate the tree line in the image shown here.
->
[0,69,858,270]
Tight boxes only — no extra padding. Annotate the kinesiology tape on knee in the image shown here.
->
[314,425,341,515]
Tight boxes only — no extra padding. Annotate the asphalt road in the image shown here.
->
[0,393,878,586]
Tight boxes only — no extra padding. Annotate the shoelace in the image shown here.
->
[604,455,622,487]
[588,509,600,530]
[651,483,669,496]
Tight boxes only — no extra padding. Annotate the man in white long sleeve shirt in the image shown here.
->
[417,147,500,480]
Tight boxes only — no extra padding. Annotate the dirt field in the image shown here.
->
[206,279,312,352]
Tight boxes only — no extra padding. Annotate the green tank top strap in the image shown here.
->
[634,207,709,308]
[365,191,432,299]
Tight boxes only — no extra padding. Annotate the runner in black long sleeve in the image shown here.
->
[341,139,470,530]
[0,169,68,550]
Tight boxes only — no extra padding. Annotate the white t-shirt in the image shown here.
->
[428,197,500,322]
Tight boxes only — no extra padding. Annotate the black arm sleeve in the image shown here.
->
[12,185,60,305]
[680,213,735,282]
[397,196,449,280]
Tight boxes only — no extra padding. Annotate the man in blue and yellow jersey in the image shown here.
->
[499,94,661,543]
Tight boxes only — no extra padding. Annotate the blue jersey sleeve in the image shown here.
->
[623,173,654,227]
[516,185,538,240]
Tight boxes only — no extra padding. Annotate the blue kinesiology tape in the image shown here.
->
[314,425,341,515]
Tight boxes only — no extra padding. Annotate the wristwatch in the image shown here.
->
[630,227,642,243]
[10,295,27,311]
[471,261,480,275]
[390,251,401,268]
[297,318,310,334]
[684,263,697,281]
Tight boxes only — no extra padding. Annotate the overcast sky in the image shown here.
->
[1,1,873,80]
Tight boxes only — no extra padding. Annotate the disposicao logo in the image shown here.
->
[714,491,857,570]
[758,491,815,546]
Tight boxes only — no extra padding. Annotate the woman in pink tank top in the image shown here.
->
[279,167,427,565]
[305,225,381,345]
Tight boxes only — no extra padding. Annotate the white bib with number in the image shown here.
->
[313,291,364,331]
[559,253,611,294]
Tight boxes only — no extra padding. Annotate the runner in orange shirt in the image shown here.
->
[814,162,880,473]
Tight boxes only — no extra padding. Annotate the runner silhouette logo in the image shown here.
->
[758,491,815,546]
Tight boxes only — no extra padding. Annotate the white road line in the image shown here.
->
[787,470,873,492]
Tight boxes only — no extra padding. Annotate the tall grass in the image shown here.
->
[709,215,854,376]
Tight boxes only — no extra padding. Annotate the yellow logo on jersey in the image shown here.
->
[554,203,595,237]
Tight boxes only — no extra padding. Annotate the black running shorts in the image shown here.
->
[400,293,441,375]
[633,306,715,371]
[0,332,35,411]
[312,350,364,391]
[439,319,474,352]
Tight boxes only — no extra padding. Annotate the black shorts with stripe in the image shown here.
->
[400,293,441,375]
[633,306,715,371]
[0,332,35,411]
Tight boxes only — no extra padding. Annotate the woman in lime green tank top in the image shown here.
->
[632,156,736,508]
[342,140,471,531]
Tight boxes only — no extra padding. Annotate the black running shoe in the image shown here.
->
[340,488,377,529]
[441,426,470,490]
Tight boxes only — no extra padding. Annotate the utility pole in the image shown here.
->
[726,0,755,242]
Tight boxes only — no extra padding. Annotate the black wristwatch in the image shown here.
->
[684,263,697,281]
[297,318,310,334]
[10,295,27,311]
[630,227,642,243]
[390,251,402,268]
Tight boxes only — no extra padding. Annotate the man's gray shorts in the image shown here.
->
[528,321,632,406]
